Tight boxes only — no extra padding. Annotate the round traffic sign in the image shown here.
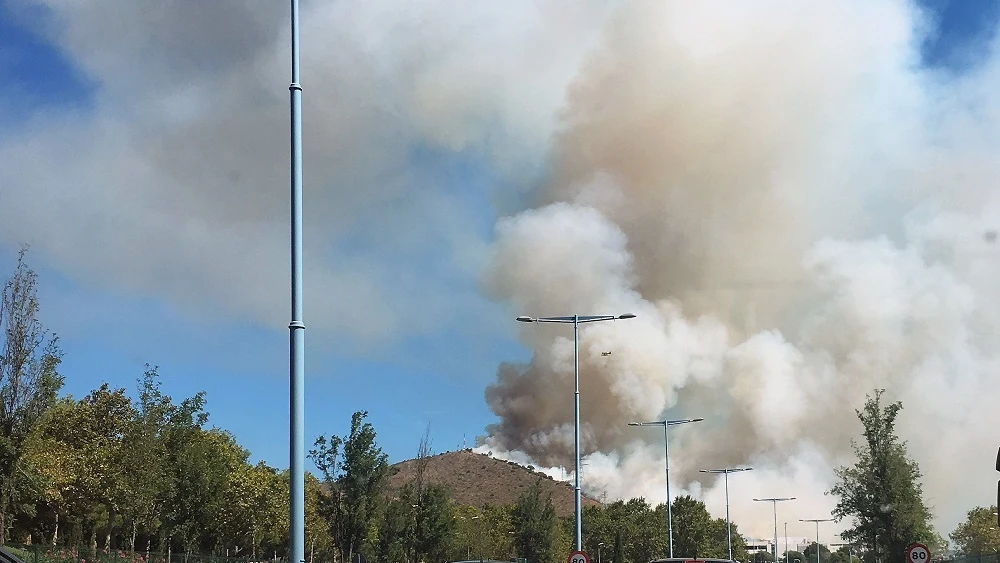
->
[568,551,591,563]
[906,543,930,563]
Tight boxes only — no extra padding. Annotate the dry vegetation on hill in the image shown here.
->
[387,449,602,517]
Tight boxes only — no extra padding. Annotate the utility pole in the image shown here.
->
[754,497,796,562]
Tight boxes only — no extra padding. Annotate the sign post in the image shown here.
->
[906,543,930,563]
[569,551,591,563]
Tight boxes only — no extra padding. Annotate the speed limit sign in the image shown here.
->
[906,543,930,563]
[568,551,591,563]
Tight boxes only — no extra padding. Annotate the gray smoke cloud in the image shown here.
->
[3,0,999,542]
[478,0,1000,540]
[0,0,603,353]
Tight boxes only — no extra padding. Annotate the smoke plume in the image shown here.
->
[478,0,1000,540]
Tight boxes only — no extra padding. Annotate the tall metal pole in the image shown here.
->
[799,519,831,563]
[664,424,673,558]
[573,314,581,551]
[288,1,305,563]
[784,522,788,562]
[754,498,796,562]
[774,504,778,561]
[700,467,752,561]
[630,418,703,559]
[725,471,732,561]
[516,313,636,554]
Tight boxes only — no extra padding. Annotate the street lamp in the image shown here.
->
[699,467,753,561]
[799,519,833,563]
[629,418,705,557]
[598,542,605,563]
[287,0,306,562]
[516,313,636,551]
[753,497,796,562]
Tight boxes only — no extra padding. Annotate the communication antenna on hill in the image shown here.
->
[462,433,466,449]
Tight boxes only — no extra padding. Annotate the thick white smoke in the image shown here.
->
[477,0,1000,542]
[4,0,998,544]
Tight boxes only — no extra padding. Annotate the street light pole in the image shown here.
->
[800,519,833,563]
[753,497,796,562]
[629,418,705,557]
[700,467,753,561]
[287,1,305,563]
[517,313,636,551]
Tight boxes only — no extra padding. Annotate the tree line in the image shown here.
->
[2,251,998,563]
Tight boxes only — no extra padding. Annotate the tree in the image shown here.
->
[413,484,454,562]
[708,517,748,562]
[305,473,335,563]
[512,479,560,563]
[829,390,937,563]
[950,506,1000,556]
[784,550,806,563]
[631,502,668,563]
[671,495,720,559]
[120,365,173,551]
[829,545,861,563]
[803,542,832,563]
[376,487,414,563]
[582,504,613,560]
[480,504,514,560]
[217,461,285,558]
[310,410,390,563]
[0,247,63,543]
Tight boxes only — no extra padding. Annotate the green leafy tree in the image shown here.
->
[414,484,454,562]
[512,479,560,563]
[217,461,285,557]
[631,503,668,563]
[803,542,832,563]
[451,504,483,561]
[828,545,861,563]
[26,385,135,550]
[671,495,716,558]
[160,392,237,555]
[310,410,390,563]
[305,473,335,563]
[120,365,173,550]
[376,488,414,563]
[0,247,63,544]
[582,504,612,559]
[708,517,747,562]
[784,549,806,563]
[829,390,937,563]
[481,504,514,560]
[950,506,1000,556]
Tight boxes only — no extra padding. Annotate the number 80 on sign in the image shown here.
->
[568,551,591,563]
[906,543,930,563]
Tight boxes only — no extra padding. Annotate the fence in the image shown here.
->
[3,545,283,563]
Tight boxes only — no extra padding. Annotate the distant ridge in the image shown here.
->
[387,449,602,517]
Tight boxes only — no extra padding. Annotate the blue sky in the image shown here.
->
[0,0,997,474]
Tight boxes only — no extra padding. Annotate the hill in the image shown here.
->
[387,449,602,517]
